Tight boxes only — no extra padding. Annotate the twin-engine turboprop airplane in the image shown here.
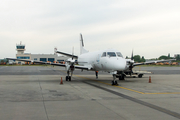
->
[7,34,175,85]
[55,34,128,85]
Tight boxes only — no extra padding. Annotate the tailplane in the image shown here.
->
[80,33,89,55]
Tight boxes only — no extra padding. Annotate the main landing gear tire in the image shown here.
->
[66,76,71,81]
[138,74,143,78]
[119,75,125,80]
[112,81,118,86]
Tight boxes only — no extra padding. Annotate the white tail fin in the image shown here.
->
[80,33,89,55]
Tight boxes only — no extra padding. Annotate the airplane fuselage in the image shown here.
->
[78,49,127,72]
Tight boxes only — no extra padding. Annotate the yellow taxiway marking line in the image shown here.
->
[74,75,180,95]
[144,92,180,94]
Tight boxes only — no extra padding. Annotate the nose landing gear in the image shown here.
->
[112,75,118,85]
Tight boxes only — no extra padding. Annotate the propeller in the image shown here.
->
[65,46,76,74]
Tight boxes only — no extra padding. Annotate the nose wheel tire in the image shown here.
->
[112,81,118,85]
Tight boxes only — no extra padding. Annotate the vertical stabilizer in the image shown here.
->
[80,34,89,55]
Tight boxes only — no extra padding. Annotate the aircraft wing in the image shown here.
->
[7,58,66,67]
[133,59,176,66]
[56,51,78,59]
[6,58,90,70]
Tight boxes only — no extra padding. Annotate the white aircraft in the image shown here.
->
[7,34,175,85]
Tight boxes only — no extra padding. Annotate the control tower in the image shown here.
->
[16,42,25,54]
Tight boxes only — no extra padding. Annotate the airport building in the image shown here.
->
[174,54,180,58]
[15,42,69,64]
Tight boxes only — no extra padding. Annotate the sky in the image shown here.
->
[0,0,180,59]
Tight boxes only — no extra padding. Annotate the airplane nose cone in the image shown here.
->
[117,58,126,70]
[107,58,126,71]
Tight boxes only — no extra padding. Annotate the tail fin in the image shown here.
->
[80,33,89,55]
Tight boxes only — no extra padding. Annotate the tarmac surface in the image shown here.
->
[0,65,180,120]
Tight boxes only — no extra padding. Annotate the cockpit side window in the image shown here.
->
[101,52,106,57]
[116,52,123,57]
[107,52,116,57]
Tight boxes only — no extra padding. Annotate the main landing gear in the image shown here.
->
[111,74,125,85]
[95,71,98,79]
[66,71,71,81]
[119,74,125,80]
[138,74,143,78]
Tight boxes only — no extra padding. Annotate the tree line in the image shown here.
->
[126,53,180,63]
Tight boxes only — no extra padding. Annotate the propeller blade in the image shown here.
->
[131,50,133,60]
[72,46,74,60]
[80,33,84,47]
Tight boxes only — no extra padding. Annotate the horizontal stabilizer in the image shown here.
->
[56,51,78,59]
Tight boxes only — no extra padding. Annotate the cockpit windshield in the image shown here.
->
[101,52,106,57]
[116,52,123,57]
[107,52,116,57]
[102,52,123,57]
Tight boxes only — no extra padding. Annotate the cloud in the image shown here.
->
[0,0,180,58]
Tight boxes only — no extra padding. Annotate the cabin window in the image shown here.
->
[107,52,116,57]
[101,52,106,57]
[116,52,123,57]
